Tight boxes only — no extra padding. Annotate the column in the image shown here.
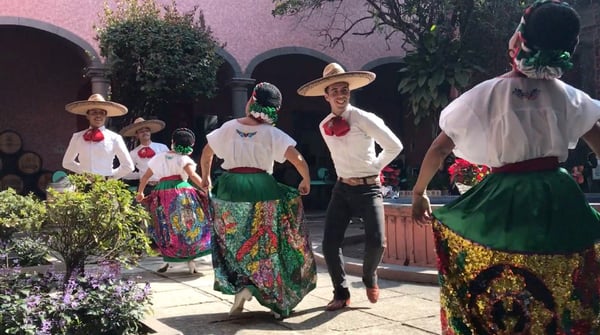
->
[228,77,255,118]
[85,62,111,97]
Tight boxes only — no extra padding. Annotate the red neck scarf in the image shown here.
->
[138,147,156,159]
[323,116,350,136]
[83,128,104,142]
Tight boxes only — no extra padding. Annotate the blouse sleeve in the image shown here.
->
[180,155,196,170]
[206,125,227,158]
[564,86,600,148]
[270,128,296,163]
[146,155,161,176]
[439,93,489,165]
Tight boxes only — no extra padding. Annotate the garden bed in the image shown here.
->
[140,318,183,335]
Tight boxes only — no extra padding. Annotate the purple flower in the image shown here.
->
[62,293,72,305]
[40,320,52,335]
[26,294,41,308]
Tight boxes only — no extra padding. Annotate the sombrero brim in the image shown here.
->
[65,101,128,117]
[297,71,376,97]
[120,120,166,137]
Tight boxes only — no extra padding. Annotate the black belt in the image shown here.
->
[338,175,380,186]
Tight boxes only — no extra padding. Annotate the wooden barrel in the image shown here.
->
[36,170,53,195]
[17,151,42,175]
[0,130,23,155]
[0,174,25,194]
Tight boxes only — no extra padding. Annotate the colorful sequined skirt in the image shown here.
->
[210,172,317,317]
[144,179,212,262]
[433,169,600,334]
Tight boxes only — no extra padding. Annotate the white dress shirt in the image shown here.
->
[440,77,600,167]
[62,126,135,180]
[124,142,170,182]
[320,105,403,179]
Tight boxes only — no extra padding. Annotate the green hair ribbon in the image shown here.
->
[249,102,278,125]
[174,145,193,155]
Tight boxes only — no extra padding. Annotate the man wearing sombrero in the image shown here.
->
[298,63,403,311]
[120,117,169,189]
[62,94,134,180]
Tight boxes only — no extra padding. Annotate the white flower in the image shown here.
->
[516,60,564,80]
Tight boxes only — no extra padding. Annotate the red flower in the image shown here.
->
[381,165,401,186]
[448,158,490,186]
[571,165,584,184]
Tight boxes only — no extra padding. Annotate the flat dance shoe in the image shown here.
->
[187,260,197,274]
[366,285,379,303]
[229,288,253,316]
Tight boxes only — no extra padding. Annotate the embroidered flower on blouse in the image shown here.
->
[236,129,257,138]
[512,88,540,100]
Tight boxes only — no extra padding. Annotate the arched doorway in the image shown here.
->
[0,24,91,195]
[250,54,334,209]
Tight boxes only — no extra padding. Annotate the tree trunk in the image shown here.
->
[64,254,86,283]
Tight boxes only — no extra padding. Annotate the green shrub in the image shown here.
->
[44,174,152,280]
[0,189,46,241]
[0,236,51,267]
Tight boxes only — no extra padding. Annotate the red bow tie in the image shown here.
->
[83,128,104,142]
[323,116,350,136]
[138,147,156,159]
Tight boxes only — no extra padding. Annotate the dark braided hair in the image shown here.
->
[248,82,281,125]
[513,0,580,79]
[522,1,580,54]
[171,128,195,155]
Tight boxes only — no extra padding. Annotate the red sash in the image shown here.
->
[492,157,559,173]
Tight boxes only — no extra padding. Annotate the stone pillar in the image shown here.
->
[86,62,111,97]
[228,77,255,118]
[86,62,116,129]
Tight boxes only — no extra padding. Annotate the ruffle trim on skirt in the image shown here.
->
[433,168,600,253]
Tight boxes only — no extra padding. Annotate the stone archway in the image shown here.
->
[0,16,99,64]
[0,22,95,195]
[249,53,336,209]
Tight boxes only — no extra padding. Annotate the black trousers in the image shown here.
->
[322,181,385,300]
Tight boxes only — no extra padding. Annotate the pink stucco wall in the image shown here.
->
[1,0,406,72]
[0,0,407,193]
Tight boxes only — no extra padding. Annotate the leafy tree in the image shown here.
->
[272,0,531,125]
[95,0,224,121]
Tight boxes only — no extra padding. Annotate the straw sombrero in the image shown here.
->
[65,94,128,117]
[297,63,376,97]
[119,117,166,137]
